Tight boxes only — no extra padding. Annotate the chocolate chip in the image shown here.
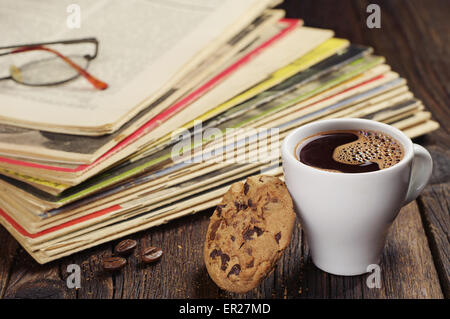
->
[246,260,254,268]
[248,199,257,210]
[210,249,221,259]
[216,204,226,217]
[220,253,230,271]
[209,220,221,241]
[210,249,230,271]
[230,235,235,242]
[243,226,264,240]
[254,227,264,236]
[275,232,281,244]
[234,201,248,211]
[227,264,241,277]
[243,229,253,240]
[244,182,249,195]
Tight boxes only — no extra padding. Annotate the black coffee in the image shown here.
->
[295,129,404,173]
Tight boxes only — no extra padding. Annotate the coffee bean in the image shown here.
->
[114,239,137,255]
[102,256,126,271]
[141,246,163,264]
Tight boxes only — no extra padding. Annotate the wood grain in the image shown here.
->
[112,212,216,299]
[0,0,448,299]
[58,245,114,299]
[367,201,443,298]
[418,183,450,298]
[2,245,72,299]
[0,227,18,298]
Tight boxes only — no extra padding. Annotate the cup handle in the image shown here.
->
[403,144,433,205]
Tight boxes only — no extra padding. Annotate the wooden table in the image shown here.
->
[0,0,448,299]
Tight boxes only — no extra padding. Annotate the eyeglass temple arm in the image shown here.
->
[0,37,99,59]
[2,45,107,90]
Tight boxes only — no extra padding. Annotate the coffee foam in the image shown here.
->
[333,130,404,169]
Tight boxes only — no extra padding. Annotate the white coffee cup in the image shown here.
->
[281,118,432,276]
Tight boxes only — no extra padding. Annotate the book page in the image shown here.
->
[0,0,272,134]
[0,10,283,164]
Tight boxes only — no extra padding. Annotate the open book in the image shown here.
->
[0,0,276,135]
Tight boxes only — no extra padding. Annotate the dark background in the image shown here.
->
[0,0,448,299]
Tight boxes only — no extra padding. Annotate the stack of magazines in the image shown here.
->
[0,0,439,263]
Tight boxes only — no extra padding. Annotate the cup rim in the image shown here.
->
[282,118,414,176]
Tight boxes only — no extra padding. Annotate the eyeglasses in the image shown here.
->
[0,37,108,90]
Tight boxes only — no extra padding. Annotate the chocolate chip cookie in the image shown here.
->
[204,175,296,293]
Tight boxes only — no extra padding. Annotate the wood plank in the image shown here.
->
[1,243,74,299]
[0,226,19,298]
[365,201,443,298]
[32,199,441,299]
[418,183,450,298]
[280,0,450,133]
[413,129,450,186]
[58,244,114,299]
[109,210,220,299]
